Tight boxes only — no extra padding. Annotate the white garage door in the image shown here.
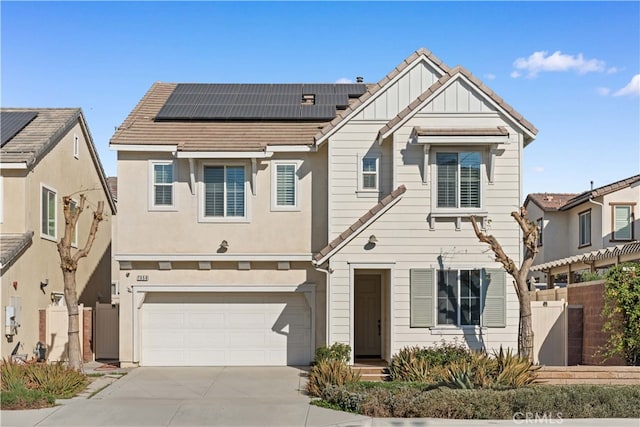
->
[140,292,311,366]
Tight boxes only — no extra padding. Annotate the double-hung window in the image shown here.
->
[536,218,543,246]
[150,161,174,209]
[437,269,482,326]
[203,165,246,218]
[272,162,298,210]
[41,185,56,240]
[70,199,78,247]
[579,209,591,247]
[436,152,481,209]
[361,157,378,191]
[612,204,634,241]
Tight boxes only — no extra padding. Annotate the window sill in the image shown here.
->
[41,234,57,242]
[356,190,380,198]
[270,206,301,212]
[428,211,488,230]
[578,243,592,249]
[198,217,250,224]
[430,326,485,335]
[148,207,178,212]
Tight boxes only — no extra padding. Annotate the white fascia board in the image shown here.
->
[110,144,178,152]
[115,253,313,262]
[175,151,273,159]
[414,135,510,145]
[0,163,27,169]
[266,145,316,153]
[312,193,405,266]
[316,53,444,147]
[131,284,315,293]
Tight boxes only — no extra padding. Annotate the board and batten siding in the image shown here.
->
[325,56,524,355]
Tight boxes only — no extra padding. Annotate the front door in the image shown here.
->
[354,275,381,358]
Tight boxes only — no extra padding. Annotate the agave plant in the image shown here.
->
[305,359,361,397]
[493,347,540,388]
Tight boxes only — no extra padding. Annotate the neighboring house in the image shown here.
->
[0,108,116,360]
[525,174,640,287]
[110,48,537,367]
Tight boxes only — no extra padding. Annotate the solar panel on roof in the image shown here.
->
[1,111,38,147]
[155,83,367,121]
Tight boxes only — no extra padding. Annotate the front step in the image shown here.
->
[353,365,390,382]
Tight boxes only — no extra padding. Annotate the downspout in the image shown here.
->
[587,196,604,251]
[313,261,332,347]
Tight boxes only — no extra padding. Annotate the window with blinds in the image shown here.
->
[276,164,296,206]
[612,205,633,241]
[41,185,56,239]
[436,152,481,209]
[204,165,245,217]
[153,162,174,207]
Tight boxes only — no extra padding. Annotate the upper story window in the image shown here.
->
[612,204,634,241]
[272,162,299,211]
[41,185,57,240]
[437,269,482,326]
[536,218,543,246]
[579,209,591,247]
[361,157,378,191]
[70,199,78,247]
[203,165,246,219]
[150,161,175,210]
[436,152,481,209]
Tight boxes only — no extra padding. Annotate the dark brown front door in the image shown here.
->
[354,275,381,358]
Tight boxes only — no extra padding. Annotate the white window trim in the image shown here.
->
[356,154,380,197]
[198,161,250,223]
[612,204,634,241]
[148,160,176,211]
[40,184,57,241]
[430,148,486,216]
[578,209,592,247]
[73,133,80,159]
[271,160,301,212]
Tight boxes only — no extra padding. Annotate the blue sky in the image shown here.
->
[2,1,639,196]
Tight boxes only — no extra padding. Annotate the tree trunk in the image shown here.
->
[518,282,534,360]
[63,269,83,371]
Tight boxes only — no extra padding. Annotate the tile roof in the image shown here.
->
[107,177,118,202]
[0,231,34,268]
[313,185,407,265]
[525,193,579,211]
[560,174,640,210]
[0,108,82,165]
[110,82,330,149]
[413,127,509,136]
[377,66,538,143]
[531,241,640,272]
[314,48,450,144]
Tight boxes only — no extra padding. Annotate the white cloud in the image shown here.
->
[484,73,496,80]
[607,67,620,74]
[596,87,611,96]
[510,71,521,79]
[336,77,353,84]
[614,74,640,96]
[532,166,545,174]
[512,51,606,78]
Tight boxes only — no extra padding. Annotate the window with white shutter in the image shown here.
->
[272,162,299,211]
[482,269,506,328]
[612,204,634,241]
[410,269,434,327]
[204,165,246,218]
[436,152,481,209]
[149,161,175,210]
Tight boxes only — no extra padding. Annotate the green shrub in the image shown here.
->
[388,341,472,382]
[602,262,640,365]
[493,347,539,388]
[23,361,88,398]
[1,387,55,410]
[314,342,352,363]
[321,384,640,419]
[306,359,361,397]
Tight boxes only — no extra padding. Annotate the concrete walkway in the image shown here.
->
[1,366,638,427]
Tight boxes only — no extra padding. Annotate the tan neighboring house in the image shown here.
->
[110,48,537,367]
[1,108,116,359]
[525,174,640,287]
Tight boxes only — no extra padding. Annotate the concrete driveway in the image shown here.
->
[0,366,369,427]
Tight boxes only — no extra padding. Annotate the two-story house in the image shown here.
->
[525,174,640,287]
[1,108,116,359]
[111,49,537,367]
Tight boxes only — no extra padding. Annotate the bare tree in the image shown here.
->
[470,207,539,361]
[57,194,104,371]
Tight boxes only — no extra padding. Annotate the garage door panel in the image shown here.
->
[141,292,311,366]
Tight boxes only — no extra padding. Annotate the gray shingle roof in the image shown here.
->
[0,232,34,268]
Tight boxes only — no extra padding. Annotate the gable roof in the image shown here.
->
[313,48,450,145]
[0,108,117,214]
[524,193,579,212]
[560,174,640,211]
[313,185,406,266]
[524,174,640,212]
[377,66,538,144]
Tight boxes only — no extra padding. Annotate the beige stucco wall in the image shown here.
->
[1,121,113,359]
